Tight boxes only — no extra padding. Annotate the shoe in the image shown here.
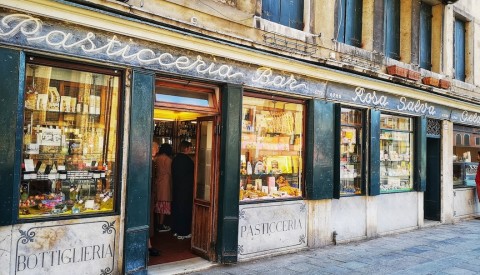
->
[157,225,171,232]
[149,248,160,257]
[177,234,191,240]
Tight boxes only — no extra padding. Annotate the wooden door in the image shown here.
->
[191,116,219,260]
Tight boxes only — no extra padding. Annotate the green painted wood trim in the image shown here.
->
[305,100,335,200]
[0,48,24,226]
[414,116,427,192]
[333,103,341,199]
[217,84,242,263]
[368,109,381,196]
[124,70,154,273]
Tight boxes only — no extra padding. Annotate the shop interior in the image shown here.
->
[149,108,200,266]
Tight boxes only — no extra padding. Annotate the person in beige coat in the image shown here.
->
[153,143,173,232]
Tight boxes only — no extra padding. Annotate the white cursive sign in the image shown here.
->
[352,87,389,107]
[396,97,436,115]
[0,14,244,79]
[252,67,307,91]
[461,111,480,125]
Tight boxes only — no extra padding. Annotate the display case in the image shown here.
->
[153,119,196,153]
[20,61,120,219]
[239,95,304,202]
[453,162,478,187]
[339,108,363,196]
[379,114,413,193]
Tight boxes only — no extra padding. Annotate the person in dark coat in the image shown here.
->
[171,140,194,239]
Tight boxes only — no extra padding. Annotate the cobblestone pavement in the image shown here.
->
[191,219,480,275]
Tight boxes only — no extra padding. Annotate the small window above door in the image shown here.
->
[155,78,219,113]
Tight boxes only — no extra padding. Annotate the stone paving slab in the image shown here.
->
[190,220,480,275]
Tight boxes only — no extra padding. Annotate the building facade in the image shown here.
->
[0,0,479,274]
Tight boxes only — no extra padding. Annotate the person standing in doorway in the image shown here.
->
[475,151,480,201]
[154,143,173,232]
[171,140,194,239]
[149,142,160,257]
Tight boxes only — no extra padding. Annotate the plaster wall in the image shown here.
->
[376,192,418,234]
[441,120,455,223]
[331,196,367,242]
[307,200,332,248]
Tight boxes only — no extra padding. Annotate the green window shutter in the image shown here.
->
[280,0,304,30]
[368,109,381,196]
[337,0,347,43]
[384,0,400,59]
[345,0,363,47]
[0,49,24,226]
[414,116,427,192]
[305,100,335,200]
[262,0,280,23]
[419,3,432,70]
[454,19,466,81]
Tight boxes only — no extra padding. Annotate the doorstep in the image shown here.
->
[148,257,215,275]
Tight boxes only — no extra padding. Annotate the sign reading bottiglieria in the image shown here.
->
[12,218,118,274]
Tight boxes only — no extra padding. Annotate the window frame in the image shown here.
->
[17,55,123,223]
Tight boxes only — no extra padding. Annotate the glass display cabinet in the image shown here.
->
[379,114,413,193]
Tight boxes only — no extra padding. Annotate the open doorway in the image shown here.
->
[149,78,220,266]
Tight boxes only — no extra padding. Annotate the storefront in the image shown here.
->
[0,3,479,274]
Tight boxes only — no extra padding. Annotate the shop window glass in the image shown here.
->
[240,96,304,201]
[452,125,478,187]
[339,108,363,196]
[379,114,413,193]
[20,61,120,219]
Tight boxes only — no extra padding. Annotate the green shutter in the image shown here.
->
[0,48,24,226]
[419,3,432,70]
[414,116,427,192]
[337,0,346,43]
[345,0,363,47]
[305,100,335,200]
[454,19,465,81]
[262,0,280,23]
[368,109,380,196]
[124,70,154,273]
[217,84,242,263]
[384,0,400,59]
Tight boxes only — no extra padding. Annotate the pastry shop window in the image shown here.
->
[452,124,480,188]
[379,114,413,193]
[239,94,304,202]
[339,107,364,196]
[20,57,121,219]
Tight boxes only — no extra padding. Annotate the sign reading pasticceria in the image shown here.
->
[0,10,326,97]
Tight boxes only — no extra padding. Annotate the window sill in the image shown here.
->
[254,16,313,42]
